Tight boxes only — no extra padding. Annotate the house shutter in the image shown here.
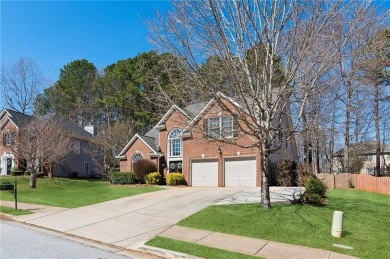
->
[2,133,5,146]
[203,118,209,138]
[233,117,238,137]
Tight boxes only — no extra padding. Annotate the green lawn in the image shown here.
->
[0,176,163,208]
[146,237,260,259]
[0,206,32,215]
[174,189,389,259]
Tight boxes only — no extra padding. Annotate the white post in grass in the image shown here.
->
[331,211,343,238]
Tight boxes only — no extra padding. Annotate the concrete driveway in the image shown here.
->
[14,186,248,249]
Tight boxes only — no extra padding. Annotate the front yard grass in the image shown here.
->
[0,176,162,208]
[146,237,260,259]
[0,206,32,215]
[154,189,390,258]
[174,189,389,259]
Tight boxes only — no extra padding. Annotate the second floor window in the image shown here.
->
[168,128,182,157]
[4,132,13,146]
[205,116,235,139]
[74,141,80,154]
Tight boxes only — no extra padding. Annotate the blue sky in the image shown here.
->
[1,1,172,84]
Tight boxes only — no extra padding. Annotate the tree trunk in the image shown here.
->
[30,171,37,188]
[344,80,352,174]
[260,143,271,209]
[374,84,381,176]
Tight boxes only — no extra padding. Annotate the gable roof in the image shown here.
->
[0,108,32,129]
[182,92,243,132]
[116,133,160,158]
[0,108,93,140]
[155,105,191,127]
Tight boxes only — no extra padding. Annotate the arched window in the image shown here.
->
[132,153,143,162]
[168,128,182,157]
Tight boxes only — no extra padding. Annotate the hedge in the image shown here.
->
[110,171,135,184]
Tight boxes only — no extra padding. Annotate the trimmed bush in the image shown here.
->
[302,177,327,205]
[132,159,157,183]
[166,172,186,186]
[11,169,24,176]
[110,168,120,174]
[145,172,162,185]
[110,171,135,184]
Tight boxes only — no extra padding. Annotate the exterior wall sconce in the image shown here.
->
[218,147,222,155]
[236,151,240,156]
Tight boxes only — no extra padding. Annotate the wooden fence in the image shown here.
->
[317,173,390,195]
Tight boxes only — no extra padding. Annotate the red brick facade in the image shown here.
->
[118,97,296,187]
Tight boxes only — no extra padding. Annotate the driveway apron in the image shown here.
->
[13,187,247,249]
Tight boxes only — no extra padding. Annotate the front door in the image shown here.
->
[6,158,12,175]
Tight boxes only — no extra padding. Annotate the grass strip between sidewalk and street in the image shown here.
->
[175,189,389,259]
[0,206,32,215]
[0,176,163,208]
[146,236,261,259]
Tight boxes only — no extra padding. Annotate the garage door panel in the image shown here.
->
[192,160,218,187]
[225,158,257,187]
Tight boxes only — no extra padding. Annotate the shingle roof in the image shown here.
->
[4,109,32,127]
[3,109,93,140]
[139,135,158,152]
[184,101,209,118]
[334,142,390,156]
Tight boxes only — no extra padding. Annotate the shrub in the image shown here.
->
[110,168,120,174]
[11,169,24,176]
[302,177,327,205]
[132,159,157,183]
[145,172,162,185]
[24,170,30,176]
[110,171,135,184]
[275,159,295,186]
[166,173,186,186]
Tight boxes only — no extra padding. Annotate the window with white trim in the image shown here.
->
[206,116,234,139]
[4,132,13,146]
[168,128,182,157]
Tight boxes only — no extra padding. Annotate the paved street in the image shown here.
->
[0,221,129,259]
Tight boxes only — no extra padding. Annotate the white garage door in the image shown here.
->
[225,157,257,186]
[191,160,218,186]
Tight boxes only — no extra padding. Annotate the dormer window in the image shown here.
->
[4,132,13,146]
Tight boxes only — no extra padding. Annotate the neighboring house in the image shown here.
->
[333,143,390,175]
[0,108,102,177]
[116,93,297,187]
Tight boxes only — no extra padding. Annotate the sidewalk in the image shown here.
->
[153,225,357,259]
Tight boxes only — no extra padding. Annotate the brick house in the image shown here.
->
[116,93,297,187]
[0,108,102,177]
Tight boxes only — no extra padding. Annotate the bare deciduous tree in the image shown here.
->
[1,57,45,114]
[9,116,73,188]
[149,0,380,208]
